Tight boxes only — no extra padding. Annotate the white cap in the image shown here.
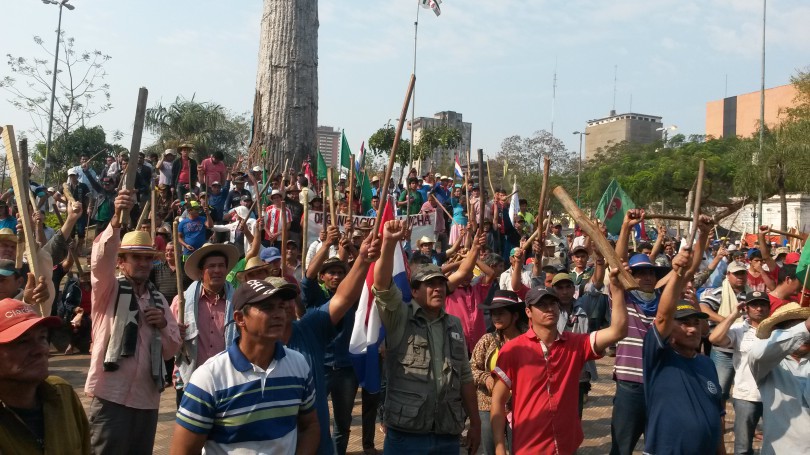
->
[252,166,262,173]
[734,240,741,245]
[270,189,282,197]
[727,244,737,252]
[234,206,250,219]
[164,148,176,155]
[68,169,78,176]
[434,173,441,178]
[339,174,347,181]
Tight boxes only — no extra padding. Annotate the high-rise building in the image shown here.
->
[705,84,798,139]
[409,111,472,168]
[584,110,663,160]
[316,125,342,168]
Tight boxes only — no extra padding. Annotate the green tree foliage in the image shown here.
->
[32,125,113,185]
[785,67,810,123]
[414,124,463,168]
[1,34,112,142]
[367,124,412,169]
[144,96,249,162]
[497,130,574,176]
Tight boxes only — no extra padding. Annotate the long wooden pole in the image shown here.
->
[685,159,705,249]
[527,156,551,256]
[326,169,337,227]
[373,74,416,238]
[553,186,639,290]
[769,227,806,240]
[51,204,83,275]
[302,188,310,272]
[347,153,355,233]
[119,87,149,226]
[645,214,694,222]
[172,218,185,325]
[150,186,157,241]
[477,149,485,231]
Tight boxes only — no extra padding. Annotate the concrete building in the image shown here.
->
[317,125,341,168]
[584,110,663,160]
[705,84,798,139]
[409,111,472,169]
[718,193,810,235]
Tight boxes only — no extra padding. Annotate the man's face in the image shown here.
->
[664,243,675,255]
[633,268,658,293]
[0,326,51,384]
[187,208,200,219]
[118,254,154,284]
[553,281,576,304]
[80,156,89,169]
[0,274,23,300]
[371,197,379,209]
[165,244,175,266]
[526,298,560,328]
[0,240,17,261]
[69,174,78,183]
[320,266,346,292]
[519,202,527,212]
[211,154,219,164]
[641,247,652,255]
[180,149,190,158]
[235,299,288,341]
[728,271,747,288]
[572,251,588,269]
[409,181,418,190]
[164,154,175,162]
[210,185,222,195]
[671,317,702,351]
[413,277,447,313]
[202,256,228,290]
[749,257,762,272]
[286,245,298,262]
[106,157,114,166]
[419,242,434,255]
[745,301,770,323]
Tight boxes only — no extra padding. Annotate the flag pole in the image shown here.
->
[408,0,420,175]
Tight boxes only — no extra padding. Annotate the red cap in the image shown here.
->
[0,299,62,344]
[785,252,801,265]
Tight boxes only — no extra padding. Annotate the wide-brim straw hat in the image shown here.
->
[236,257,272,280]
[118,231,159,256]
[0,228,17,244]
[184,243,240,282]
[178,142,194,150]
[756,302,810,339]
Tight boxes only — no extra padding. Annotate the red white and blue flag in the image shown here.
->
[355,141,365,174]
[454,155,464,179]
[420,0,442,17]
[349,196,411,392]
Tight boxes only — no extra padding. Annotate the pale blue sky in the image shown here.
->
[2,0,809,160]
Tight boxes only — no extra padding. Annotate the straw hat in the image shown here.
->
[416,236,434,247]
[0,228,17,244]
[178,142,194,150]
[236,257,272,281]
[184,243,240,282]
[118,231,159,256]
[756,302,810,339]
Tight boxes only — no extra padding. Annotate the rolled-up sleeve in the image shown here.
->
[372,284,407,348]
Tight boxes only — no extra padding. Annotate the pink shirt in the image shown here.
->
[444,281,491,352]
[421,201,445,234]
[200,157,227,186]
[170,289,227,366]
[85,225,181,410]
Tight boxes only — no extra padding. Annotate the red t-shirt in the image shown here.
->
[201,158,227,186]
[768,293,794,315]
[178,157,190,184]
[493,330,600,455]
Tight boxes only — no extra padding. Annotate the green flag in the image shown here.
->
[359,171,374,214]
[340,131,352,170]
[317,150,327,181]
[594,179,635,235]
[796,240,810,289]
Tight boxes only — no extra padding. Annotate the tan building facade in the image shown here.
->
[409,110,472,168]
[317,125,341,167]
[584,111,663,160]
[705,84,797,139]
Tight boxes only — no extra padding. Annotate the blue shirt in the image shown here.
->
[301,276,354,368]
[0,217,16,233]
[287,302,337,455]
[206,182,230,217]
[643,325,724,454]
[433,182,450,205]
[178,214,207,255]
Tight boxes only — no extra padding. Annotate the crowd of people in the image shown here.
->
[0,145,808,455]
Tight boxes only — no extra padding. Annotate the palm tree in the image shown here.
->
[145,96,231,158]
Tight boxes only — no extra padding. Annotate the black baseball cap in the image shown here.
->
[744,290,770,305]
[233,279,298,311]
[410,264,447,285]
[525,288,560,307]
[673,301,709,320]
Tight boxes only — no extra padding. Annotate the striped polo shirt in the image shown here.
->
[613,291,659,383]
[176,339,316,454]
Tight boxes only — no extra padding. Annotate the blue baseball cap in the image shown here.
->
[746,248,762,260]
[260,247,281,263]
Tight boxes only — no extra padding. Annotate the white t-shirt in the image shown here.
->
[727,321,763,402]
[157,161,173,186]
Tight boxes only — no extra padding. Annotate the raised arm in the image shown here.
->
[615,209,644,261]
[244,218,263,262]
[590,246,607,290]
[687,215,714,278]
[593,264,629,352]
[757,225,779,273]
[654,249,692,339]
[373,220,407,291]
[511,248,529,296]
[649,224,666,260]
[328,233,381,324]
[707,308,744,348]
[447,233,482,290]
[306,226,339,279]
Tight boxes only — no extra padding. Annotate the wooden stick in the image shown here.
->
[326,168,337,227]
[525,156,551,256]
[280,163,290,270]
[800,239,810,307]
[51,204,83,275]
[553,185,639,290]
[477,149,485,231]
[119,87,149,226]
[302,188,310,273]
[136,198,151,228]
[1,126,41,285]
[347,153,355,231]
[150,186,157,241]
[172,218,185,325]
[645,213,693,222]
[769,227,807,240]
[373,74,416,238]
[685,159,705,249]
[486,159,496,200]
[429,193,452,219]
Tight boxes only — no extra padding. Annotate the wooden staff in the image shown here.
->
[347,154,355,232]
[800,238,810,307]
[684,159,705,249]
[477,149,485,231]
[769,227,807,240]
[373,74,416,238]
[553,186,639,290]
[150,186,157,241]
[429,193,452,219]
[525,156,551,256]
[119,87,149,226]
[172,218,185,325]
[136,198,151,228]
[1,126,41,284]
[320,179,327,233]
[248,172,275,218]
[302,187,310,272]
[326,168,337,227]
[645,213,694,222]
[280,164,290,271]
[486,160,496,201]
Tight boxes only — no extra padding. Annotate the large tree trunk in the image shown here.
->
[249,0,318,174]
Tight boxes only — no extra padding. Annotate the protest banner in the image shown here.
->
[305,211,436,250]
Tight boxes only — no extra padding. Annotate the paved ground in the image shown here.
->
[50,351,755,454]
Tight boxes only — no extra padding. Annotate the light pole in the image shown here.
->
[757,0,766,227]
[42,0,74,187]
[573,131,589,205]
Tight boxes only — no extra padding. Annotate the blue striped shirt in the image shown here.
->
[176,339,316,454]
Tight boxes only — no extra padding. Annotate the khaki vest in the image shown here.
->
[383,304,467,435]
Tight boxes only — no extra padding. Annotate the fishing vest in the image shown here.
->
[383,304,467,435]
